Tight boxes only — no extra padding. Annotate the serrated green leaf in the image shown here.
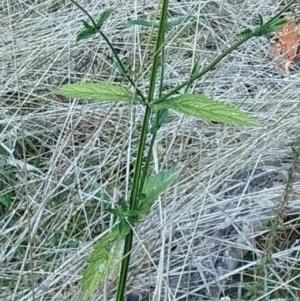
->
[80,225,130,300]
[96,9,113,28]
[76,28,97,42]
[56,83,140,103]
[152,94,260,127]
[138,168,181,215]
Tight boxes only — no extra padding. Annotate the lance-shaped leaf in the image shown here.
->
[56,83,140,103]
[96,9,113,28]
[260,18,287,34]
[139,167,181,215]
[152,94,259,127]
[80,225,130,300]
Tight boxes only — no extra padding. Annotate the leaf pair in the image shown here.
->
[80,167,181,300]
[77,9,113,42]
[57,83,259,127]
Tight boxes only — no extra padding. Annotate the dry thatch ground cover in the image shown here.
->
[1,0,300,300]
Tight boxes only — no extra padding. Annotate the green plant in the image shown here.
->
[245,282,259,298]
[54,0,297,300]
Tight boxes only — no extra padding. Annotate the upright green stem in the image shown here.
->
[140,8,167,193]
[115,106,152,301]
[145,1,169,104]
[116,1,169,300]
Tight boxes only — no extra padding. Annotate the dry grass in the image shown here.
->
[1,0,300,301]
